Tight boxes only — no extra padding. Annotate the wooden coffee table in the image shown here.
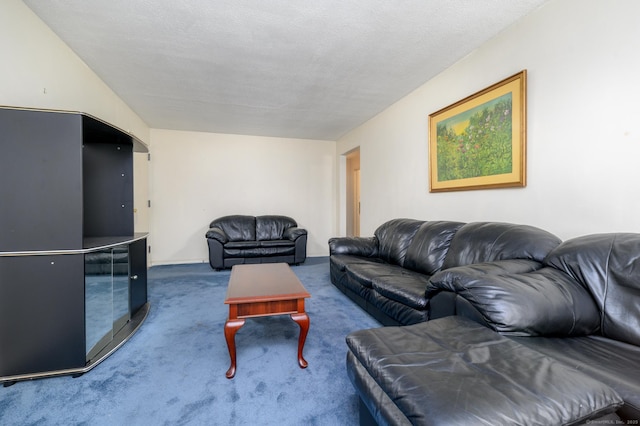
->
[223,263,311,379]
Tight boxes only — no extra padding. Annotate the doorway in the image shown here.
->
[346,148,361,237]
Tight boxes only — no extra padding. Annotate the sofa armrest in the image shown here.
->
[426,260,543,321]
[205,227,228,244]
[283,226,307,241]
[427,263,601,336]
[328,236,378,257]
[427,259,543,296]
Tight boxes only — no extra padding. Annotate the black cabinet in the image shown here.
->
[0,108,149,384]
[0,255,85,376]
[129,238,148,313]
[0,109,83,251]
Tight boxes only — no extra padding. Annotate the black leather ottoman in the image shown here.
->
[346,316,624,426]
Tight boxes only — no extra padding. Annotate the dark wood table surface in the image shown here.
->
[223,263,311,379]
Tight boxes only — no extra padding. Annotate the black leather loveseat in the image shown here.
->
[329,218,561,326]
[205,215,307,270]
[339,225,640,424]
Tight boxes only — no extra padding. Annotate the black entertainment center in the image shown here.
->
[0,107,149,385]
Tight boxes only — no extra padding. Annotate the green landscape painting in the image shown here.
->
[436,93,513,181]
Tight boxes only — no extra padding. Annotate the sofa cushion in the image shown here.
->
[224,241,260,249]
[544,233,640,346]
[374,219,424,266]
[210,215,256,241]
[367,291,430,325]
[330,254,384,273]
[345,262,407,289]
[371,272,431,310]
[259,240,295,248]
[442,222,562,269]
[330,255,384,303]
[403,220,464,275]
[223,245,295,258]
[346,316,623,426]
[511,334,640,420]
[256,215,296,241]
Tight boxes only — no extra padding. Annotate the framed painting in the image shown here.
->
[428,70,527,192]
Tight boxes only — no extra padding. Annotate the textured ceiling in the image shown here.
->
[24,0,548,140]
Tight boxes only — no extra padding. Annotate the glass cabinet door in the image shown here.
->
[85,248,114,361]
[84,244,131,362]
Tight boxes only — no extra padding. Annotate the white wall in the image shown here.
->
[149,129,336,265]
[0,0,149,144]
[1,0,151,233]
[9,0,640,264]
[337,0,640,240]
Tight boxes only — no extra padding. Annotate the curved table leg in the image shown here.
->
[224,318,245,379]
[291,313,310,368]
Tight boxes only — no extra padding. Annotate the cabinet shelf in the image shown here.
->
[0,233,148,257]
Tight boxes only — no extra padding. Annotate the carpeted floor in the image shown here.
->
[0,257,381,426]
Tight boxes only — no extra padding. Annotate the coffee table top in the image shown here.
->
[224,263,310,304]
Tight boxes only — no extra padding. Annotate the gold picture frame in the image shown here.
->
[428,70,527,192]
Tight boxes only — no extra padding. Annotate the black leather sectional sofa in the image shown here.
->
[329,219,561,326]
[329,219,640,424]
[206,215,307,270]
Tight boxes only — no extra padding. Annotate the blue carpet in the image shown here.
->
[0,258,380,425]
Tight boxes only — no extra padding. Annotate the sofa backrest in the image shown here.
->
[404,221,465,275]
[544,233,640,346]
[442,222,562,269]
[209,215,256,241]
[374,219,424,266]
[256,215,297,240]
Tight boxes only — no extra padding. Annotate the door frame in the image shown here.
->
[342,148,360,237]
